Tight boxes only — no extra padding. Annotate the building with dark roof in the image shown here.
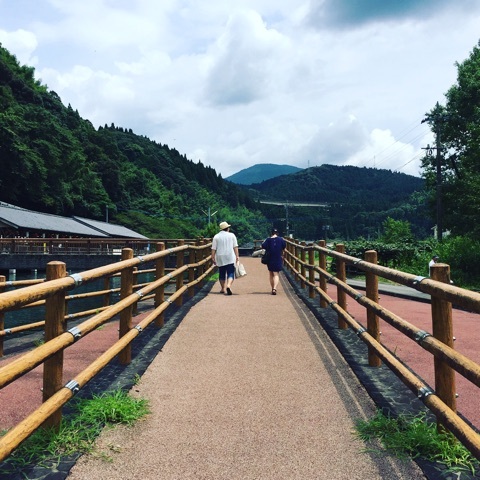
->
[0,202,148,239]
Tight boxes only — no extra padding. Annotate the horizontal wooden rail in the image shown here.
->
[0,240,213,462]
[0,260,215,461]
[284,238,480,461]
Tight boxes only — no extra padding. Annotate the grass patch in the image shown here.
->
[0,389,150,472]
[355,410,480,475]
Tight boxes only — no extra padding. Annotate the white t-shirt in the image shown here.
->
[212,230,238,267]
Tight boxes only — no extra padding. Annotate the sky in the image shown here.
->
[1,1,479,179]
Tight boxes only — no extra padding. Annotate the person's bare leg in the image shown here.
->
[225,274,234,295]
[269,271,274,289]
[219,279,225,293]
[273,272,280,290]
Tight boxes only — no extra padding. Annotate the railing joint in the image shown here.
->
[67,326,82,342]
[413,275,427,285]
[414,330,432,344]
[65,380,80,395]
[69,273,83,287]
[134,325,143,332]
[356,327,367,336]
[418,386,434,399]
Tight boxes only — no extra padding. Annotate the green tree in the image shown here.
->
[380,217,413,243]
[422,40,480,237]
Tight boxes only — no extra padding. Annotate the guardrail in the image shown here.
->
[0,237,199,255]
[283,238,480,461]
[0,239,213,462]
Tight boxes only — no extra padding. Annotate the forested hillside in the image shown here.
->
[0,44,267,242]
[248,165,430,240]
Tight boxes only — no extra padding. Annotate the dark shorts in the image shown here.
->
[218,263,235,280]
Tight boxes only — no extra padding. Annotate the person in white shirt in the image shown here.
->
[211,221,239,295]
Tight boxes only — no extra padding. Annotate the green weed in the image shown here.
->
[0,389,150,473]
[355,410,480,475]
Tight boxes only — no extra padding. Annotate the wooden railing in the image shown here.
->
[0,239,213,462]
[0,237,199,255]
[283,238,480,461]
[0,267,181,355]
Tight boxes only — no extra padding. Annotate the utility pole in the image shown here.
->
[284,203,290,237]
[422,109,447,242]
[435,125,443,242]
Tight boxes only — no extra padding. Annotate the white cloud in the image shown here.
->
[0,0,479,178]
[0,28,38,65]
[204,10,291,106]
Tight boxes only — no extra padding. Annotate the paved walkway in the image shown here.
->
[68,257,425,480]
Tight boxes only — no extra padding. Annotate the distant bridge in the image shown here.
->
[259,200,329,208]
[259,200,329,237]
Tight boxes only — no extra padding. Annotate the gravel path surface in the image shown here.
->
[68,257,425,480]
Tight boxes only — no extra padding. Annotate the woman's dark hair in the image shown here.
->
[271,228,279,235]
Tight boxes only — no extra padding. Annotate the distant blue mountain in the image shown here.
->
[226,163,303,185]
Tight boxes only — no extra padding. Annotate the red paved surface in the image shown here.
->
[327,286,480,430]
[0,318,140,430]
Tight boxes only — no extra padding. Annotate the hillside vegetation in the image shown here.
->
[0,44,267,243]
[248,165,430,240]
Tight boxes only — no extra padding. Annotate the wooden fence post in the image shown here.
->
[155,242,165,327]
[103,276,111,307]
[0,275,5,357]
[176,240,185,306]
[318,240,328,308]
[198,239,206,287]
[119,248,134,365]
[300,242,306,289]
[43,261,67,429]
[431,263,457,425]
[284,241,291,274]
[336,244,348,330]
[294,240,300,282]
[365,250,381,367]
[188,245,195,298]
[132,267,138,316]
[308,247,315,299]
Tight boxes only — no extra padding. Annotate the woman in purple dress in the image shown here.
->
[261,228,287,295]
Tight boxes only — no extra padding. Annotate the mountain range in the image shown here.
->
[226,163,303,185]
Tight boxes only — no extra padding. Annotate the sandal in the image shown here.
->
[272,289,277,295]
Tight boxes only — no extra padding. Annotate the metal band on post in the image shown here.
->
[65,380,80,395]
[356,327,367,336]
[69,273,83,287]
[418,386,434,399]
[415,330,432,344]
[67,326,82,342]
